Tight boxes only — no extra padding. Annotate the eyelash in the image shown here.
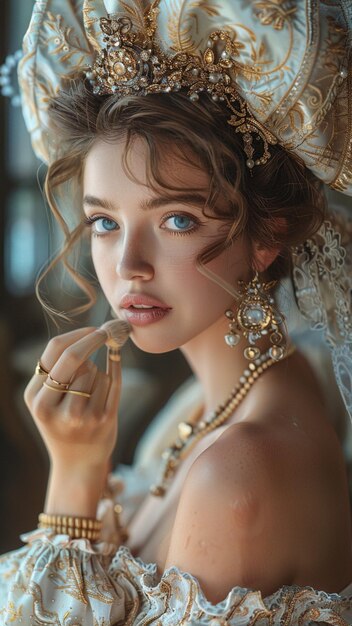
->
[83,212,201,237]
[83,215,114,237]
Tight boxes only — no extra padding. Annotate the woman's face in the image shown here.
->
[83,137,250,354]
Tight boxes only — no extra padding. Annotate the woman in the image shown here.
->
[0,0,352,623]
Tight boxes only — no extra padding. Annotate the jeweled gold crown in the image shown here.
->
[86,4,278,170]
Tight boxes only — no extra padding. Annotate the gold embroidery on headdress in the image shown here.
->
[86,4,277,169]
[253,0,297,31]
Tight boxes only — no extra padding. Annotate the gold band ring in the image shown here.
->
[43,382,91,399]
[35,361,49,376]
[108,348,121,362]
[65,389,92,399]
[48,374,70,390]
[43,382,66,394]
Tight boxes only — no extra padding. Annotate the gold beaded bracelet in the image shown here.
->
[38,513,102,541]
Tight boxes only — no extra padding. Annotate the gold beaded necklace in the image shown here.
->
[150,345,296,497]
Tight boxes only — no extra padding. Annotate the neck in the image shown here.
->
[180,314,278,420]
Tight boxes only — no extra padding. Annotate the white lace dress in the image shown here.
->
[0,379,351,625]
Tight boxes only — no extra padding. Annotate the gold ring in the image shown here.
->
[65,389,92,399]
[35,361,49,376]
[48,374,70,390]
[108,348,121,362]
[43,383,91,398]
[43,382,66,393]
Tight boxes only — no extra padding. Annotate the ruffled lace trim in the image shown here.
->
[1,532,351,625]
[20,526,119,556]
[108,546,352,625]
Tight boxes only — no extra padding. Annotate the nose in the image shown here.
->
[115,229,154,281]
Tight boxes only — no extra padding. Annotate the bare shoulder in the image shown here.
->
[192,421,302,542]
[164,363,352,600]
[165,421,301,602]
[189,420,294,500]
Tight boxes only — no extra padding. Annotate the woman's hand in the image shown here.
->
[24,327,121,472]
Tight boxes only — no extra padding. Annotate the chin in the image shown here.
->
[128,333,180,355]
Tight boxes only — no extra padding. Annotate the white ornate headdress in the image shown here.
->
[3,0,352,419]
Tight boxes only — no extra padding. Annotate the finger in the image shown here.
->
[30,378,66,417]
[24,328,98,407]
[39,327,98,372]
[49,328,109,387]
[87,371,111,419]
[59,362,98,424]
[32,362,96,417]
[25,374,50,407]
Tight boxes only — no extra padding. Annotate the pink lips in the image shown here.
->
[119,293,172,327]
[119,293,171,310]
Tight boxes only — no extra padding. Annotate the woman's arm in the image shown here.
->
[44,462,109,517]
[23,325,123,516]
[0,326,128,623]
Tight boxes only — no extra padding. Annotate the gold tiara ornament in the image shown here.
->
[14,0,351,193]
[85,6,277,170]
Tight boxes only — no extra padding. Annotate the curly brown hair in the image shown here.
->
[39,79,326,321]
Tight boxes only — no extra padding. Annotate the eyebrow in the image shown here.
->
[82,193,209,212]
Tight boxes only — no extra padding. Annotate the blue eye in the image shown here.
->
[84,216,118,234]
[94,217,118,233]
[162,213,198,234]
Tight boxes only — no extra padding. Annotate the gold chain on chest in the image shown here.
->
[150,345,296,497]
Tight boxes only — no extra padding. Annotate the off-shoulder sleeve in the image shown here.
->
[112,547,352,625]
[0,529,130,625]
[0,534,351,626]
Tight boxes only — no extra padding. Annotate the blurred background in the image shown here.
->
[0,1,351,555]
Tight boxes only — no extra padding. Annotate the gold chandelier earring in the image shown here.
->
[224,271,286,362]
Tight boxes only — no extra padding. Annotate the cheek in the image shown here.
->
[181,245,248,319]
[91,241,115,288]
[91,243,103,273]
[173,257,237,323]
[198,244,246,293]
